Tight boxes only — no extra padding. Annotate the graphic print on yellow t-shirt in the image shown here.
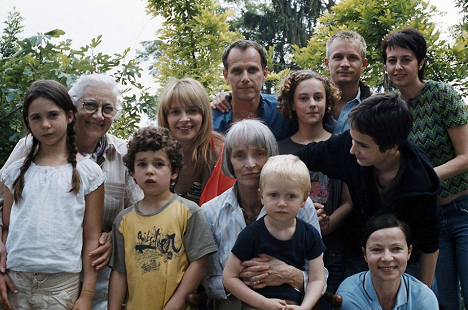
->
[135,226,183,274]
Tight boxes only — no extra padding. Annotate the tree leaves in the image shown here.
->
[0,10,156,166]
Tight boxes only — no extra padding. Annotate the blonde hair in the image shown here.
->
[326,30,367,60]
[157,77,223,175]
[259,155,311,197]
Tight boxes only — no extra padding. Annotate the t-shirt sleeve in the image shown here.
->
[2,159,24,191]
[78,159,106,196]
[304,222,326,261]
[184,205,217,262]
[230,225,256,261]
[109,211,127,273]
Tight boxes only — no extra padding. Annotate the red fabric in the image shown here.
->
[199,147,235,206]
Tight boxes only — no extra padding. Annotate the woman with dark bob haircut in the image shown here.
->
[337,214,438,309]
[382,27,468,310]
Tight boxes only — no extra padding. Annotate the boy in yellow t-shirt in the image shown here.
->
[108,126,216,310]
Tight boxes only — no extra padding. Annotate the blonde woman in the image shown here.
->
[158,77,233,205]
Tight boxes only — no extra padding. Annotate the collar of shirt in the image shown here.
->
[333,86,362,134]
[364,271,409,309]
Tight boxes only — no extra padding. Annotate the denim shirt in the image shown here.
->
[324,87,361,135]
[202,183,322,299]
[212,94,292,141]
[337,271,438,309]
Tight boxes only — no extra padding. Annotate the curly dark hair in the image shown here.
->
[124,126,184,175]
[277,70,340,123]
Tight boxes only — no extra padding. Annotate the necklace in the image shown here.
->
[240,207,260,225]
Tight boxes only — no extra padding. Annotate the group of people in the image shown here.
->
[0,26,466,310]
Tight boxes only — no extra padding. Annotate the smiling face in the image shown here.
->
[293,78,327,128]
[260,177,306,223]
[325,40,367,86]
[364,227,412,285]
[27,97,74,149]
[166,102,203,144]
[74,86,116,144]
[385,46,424,90]
[230,143,268,190]
[132,150,178,200]
[223,47,268,103]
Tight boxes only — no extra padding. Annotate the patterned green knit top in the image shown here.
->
[406,80,468,199]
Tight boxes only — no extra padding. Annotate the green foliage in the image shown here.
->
[0,10,155,166]
[144,0,242,96]
[292,0,467,96]
[452,0,468,97]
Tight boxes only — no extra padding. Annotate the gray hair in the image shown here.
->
[222,119,278,178]
[326,31,367,60]
[69,73,121,116]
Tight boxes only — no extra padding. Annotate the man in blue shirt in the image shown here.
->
[212,40,291,140]
[323,31,371,134]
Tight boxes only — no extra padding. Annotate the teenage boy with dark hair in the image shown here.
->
[296,92,440,288]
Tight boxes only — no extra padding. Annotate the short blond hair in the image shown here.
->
[259,155,311,197]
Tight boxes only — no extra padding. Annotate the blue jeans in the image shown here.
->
[320,251,344,310]
[435,194,468,310]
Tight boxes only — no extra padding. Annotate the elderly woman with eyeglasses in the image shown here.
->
[0,73,143,309]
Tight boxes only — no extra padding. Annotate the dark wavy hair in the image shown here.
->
[124,126,184,175]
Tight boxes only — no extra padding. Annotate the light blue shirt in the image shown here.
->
[337,271,438,310]
[202,183,322,299]
[324,87,361,135]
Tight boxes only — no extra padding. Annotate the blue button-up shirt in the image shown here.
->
[324,87,361,135]
[212,94,292,141]
[337,271,438,309]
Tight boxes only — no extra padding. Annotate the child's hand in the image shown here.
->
[89,231,112,271]
[260,298,288,310]
[72,294,93,310]
[314,202,330,235]
[0,272,17,310]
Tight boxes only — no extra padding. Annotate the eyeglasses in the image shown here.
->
[79,99,118,118]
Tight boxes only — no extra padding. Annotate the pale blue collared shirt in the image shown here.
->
[337,271,438,309]
[324,87,361,135]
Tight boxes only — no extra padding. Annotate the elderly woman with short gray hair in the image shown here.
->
[202,119,323,310]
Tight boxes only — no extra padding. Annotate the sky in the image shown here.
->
[0,0,163,59]
[0,0,463,91]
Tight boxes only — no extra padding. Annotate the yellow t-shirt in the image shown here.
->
[110,195,216,310]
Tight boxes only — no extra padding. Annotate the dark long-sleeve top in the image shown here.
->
[296,131,441,255]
